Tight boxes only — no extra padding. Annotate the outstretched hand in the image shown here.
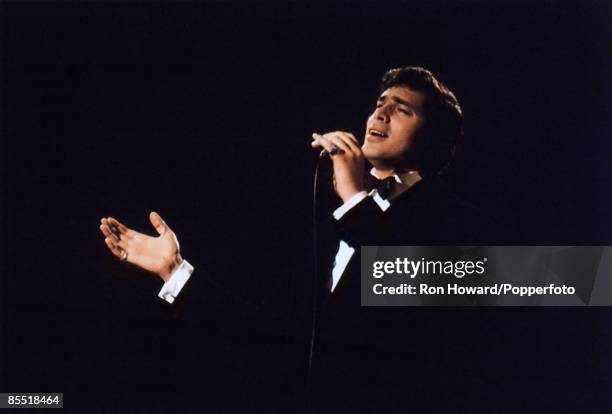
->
[99,212,183,282]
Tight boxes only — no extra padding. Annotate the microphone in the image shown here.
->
[319,146,339,158]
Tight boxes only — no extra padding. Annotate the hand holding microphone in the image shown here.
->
[311,131,366,203]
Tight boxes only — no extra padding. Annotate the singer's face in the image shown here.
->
[363,86,426,169]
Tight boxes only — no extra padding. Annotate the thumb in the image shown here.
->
[149,211,169,236]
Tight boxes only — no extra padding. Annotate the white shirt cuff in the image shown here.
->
[333,191,369,220]
[158,260,194,304]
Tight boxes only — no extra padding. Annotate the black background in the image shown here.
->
[1,1,611,413]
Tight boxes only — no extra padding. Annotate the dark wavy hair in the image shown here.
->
[380,66,463,175]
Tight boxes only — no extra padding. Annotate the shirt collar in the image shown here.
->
[370,168,422,199]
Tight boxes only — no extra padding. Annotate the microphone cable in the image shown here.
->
[307,150,327,406]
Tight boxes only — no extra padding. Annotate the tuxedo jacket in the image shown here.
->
[311,175,488,413]
[158,175,491,413]
[310,175,607,414]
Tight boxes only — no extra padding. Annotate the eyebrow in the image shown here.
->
[377,94,420,113]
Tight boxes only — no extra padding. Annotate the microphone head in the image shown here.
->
[319,146,339,158]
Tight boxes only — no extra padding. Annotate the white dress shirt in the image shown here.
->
[157,169,422,303]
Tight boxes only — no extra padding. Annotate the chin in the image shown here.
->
[362,145,380,159]
[364,146,392,162]
[363,151,377,163]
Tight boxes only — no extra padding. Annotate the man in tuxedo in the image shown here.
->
[307,68,484,413]
[99,66,484,412]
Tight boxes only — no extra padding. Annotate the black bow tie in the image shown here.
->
[365,175,396,199]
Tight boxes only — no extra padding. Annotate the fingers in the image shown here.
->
[99,222,119,243]
[99,220,127,251]
[103,234,125,260]
[325,132,359,155]
[149,211,169,236]
[334,131,361,150]
[311,133,335,153]
[312,133,352,156]
[323,134,352,155]
[100,217,128,242]
[107,217,128,234]
[312,132,362,156]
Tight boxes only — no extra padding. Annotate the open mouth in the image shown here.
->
[368,128,388,138]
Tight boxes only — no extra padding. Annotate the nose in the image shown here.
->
[375,105,390,123]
